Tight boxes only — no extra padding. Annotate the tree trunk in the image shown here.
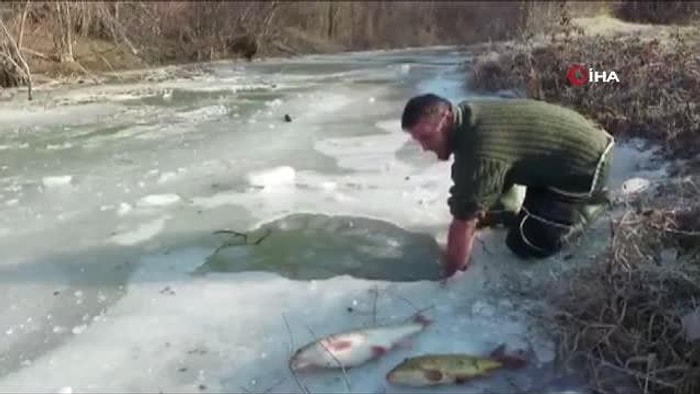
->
[0,5,32,100]
[327,2,334,39]
[18,0,32,100]
[54,2,75,63]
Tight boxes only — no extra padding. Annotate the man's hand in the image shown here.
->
[441,216,479,282]
[440,258,470,285]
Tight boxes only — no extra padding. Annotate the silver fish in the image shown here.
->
[289,314,432,371]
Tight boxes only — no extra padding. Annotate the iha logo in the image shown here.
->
[566,64,620,86]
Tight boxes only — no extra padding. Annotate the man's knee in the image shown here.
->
[505,225,559,259]
[505,214,568,259]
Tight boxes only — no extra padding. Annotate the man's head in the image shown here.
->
[401,93,453,161]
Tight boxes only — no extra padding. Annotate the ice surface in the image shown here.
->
[246,166,296,188]
[42,176,74,188]
[0,46,665,393]
[136,194,182,208]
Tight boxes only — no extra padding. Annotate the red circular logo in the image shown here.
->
[567,64,588,86]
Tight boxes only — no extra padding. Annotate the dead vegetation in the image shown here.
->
[0,0,536,97]
[468,2,700,165]
[549,186,700,394]
[0,1,32,98]
[466,2,700,393]
[613,0,700,25]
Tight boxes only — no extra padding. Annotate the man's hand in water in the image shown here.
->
[439,216,480,285]
[440,261,468,286]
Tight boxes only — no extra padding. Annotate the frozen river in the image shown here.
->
[0,47,664,393]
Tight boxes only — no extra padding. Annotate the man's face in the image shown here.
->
[406,110,450,161]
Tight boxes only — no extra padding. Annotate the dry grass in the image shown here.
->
[613,1,700,25]
[548,195,700,394]
[467,11,700,164]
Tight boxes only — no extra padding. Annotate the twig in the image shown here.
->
[386,291,420,313]
[305,324,352,393]
[212,230,247,237]
[597,359,678,389]
[370,286,379,326]
[264,378,287,393]
[253,228,272,245]
[475,235,493,256]
[403,304,436,323]
[94,47,117,74]
[20,48,53,61]
[213,228,273,246]
[0,14,32,100]
[643,354,651,394]
[17,0,29,50]
[282,313,310,394]
[650,224,700,237]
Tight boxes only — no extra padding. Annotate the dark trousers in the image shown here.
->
[503,141,614,259]
[503,187,610,259]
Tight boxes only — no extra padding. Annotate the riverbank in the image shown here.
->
[3,1,551,100]
[467,13,700,394]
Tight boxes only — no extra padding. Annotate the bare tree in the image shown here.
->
[0,0,535,83]
[0,0,33,100]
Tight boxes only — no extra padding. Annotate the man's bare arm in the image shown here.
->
[444,216,479,277]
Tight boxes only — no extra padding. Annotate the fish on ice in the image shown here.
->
[289,313,432,371]
[385,344,528,387]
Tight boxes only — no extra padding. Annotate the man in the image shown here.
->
[401,94,614,278]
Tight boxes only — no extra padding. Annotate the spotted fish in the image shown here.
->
[385,344,528,387]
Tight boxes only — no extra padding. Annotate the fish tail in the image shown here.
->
[489,344,528,370]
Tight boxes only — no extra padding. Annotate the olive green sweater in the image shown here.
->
[448,98,613,220]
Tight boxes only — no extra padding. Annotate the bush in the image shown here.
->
[468,27,700,162]
[613,0,700,25]
[546,195,700,394]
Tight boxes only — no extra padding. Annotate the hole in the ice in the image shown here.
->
[195,213,442,281]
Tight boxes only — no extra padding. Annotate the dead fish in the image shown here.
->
[385,344,528,387]
[289,314,432,371]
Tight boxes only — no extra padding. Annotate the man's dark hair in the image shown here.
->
[401,93,451,130]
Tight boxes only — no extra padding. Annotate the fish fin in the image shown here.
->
[411,313,433,327]
[289,359,312,372]
[371,346,388,358]
[488,343,507,358]
[327,338,353,352]
[454,374,471,384]
[489,344,528,370]
[424,369,444,382]
[495,354,528,369]
[395,338,413,349]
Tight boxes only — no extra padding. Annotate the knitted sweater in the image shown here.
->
[447,98,613,221]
